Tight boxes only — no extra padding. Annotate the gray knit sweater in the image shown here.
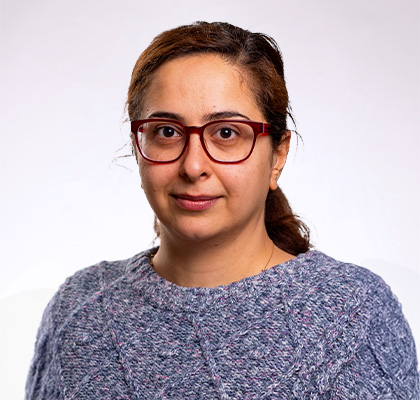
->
[26,249,419,399]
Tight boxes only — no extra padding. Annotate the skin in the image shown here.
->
[136,54,293,287]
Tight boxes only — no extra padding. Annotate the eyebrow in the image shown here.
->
[147,111,182,120]
[146,111,251,123]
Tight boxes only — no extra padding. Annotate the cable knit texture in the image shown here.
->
[26,249,419,399]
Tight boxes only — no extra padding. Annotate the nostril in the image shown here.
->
[179,144,211,182]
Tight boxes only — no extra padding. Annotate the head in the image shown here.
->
[127,22,310,254]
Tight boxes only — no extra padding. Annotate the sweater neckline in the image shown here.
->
[125,248,319,313]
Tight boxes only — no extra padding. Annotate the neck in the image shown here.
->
[151,224,293,287]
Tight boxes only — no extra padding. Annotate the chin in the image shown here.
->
[160,219,228,244]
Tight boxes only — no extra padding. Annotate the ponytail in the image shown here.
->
[265,187,311,255]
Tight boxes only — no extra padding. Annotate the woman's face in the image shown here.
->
[137,54,288,244]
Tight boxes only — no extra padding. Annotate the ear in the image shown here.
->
[269,131,291,191]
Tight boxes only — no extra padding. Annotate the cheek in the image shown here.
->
[222,163,269,201]
[138,163,160,197]
[138,162,179,198]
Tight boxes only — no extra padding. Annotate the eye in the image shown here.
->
[154,125,183,138]
[211,125,242,142]
[215,127,238,139]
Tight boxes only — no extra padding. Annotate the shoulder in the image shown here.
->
[281,250,410,332]
[286,250,379,282]
[277,250,419,398]
[279,250,388,309]
[53,249,153,317]
[34,248,155,350]
[25,250,153,398]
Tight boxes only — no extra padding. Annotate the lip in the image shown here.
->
[171,194,221,211]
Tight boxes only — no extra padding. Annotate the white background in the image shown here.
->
[1,0,419,398]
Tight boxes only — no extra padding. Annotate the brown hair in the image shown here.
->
[127,21,311,255]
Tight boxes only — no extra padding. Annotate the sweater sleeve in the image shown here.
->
[339,276,420,399]
[25,293,61,400]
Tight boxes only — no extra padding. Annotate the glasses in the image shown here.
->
[131,119,274,164]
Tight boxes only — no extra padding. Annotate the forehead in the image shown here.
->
[141,54,264,122]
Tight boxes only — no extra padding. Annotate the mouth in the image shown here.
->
[171,194,221,211]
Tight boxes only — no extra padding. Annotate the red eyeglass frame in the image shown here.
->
[130,119,273,164]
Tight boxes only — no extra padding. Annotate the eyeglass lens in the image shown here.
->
[137,121,256,162]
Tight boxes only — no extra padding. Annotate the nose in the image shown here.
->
[178,132,212,182]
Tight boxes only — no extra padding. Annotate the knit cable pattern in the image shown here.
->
[25,250,420,399]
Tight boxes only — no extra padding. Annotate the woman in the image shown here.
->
[26,22,419,399]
